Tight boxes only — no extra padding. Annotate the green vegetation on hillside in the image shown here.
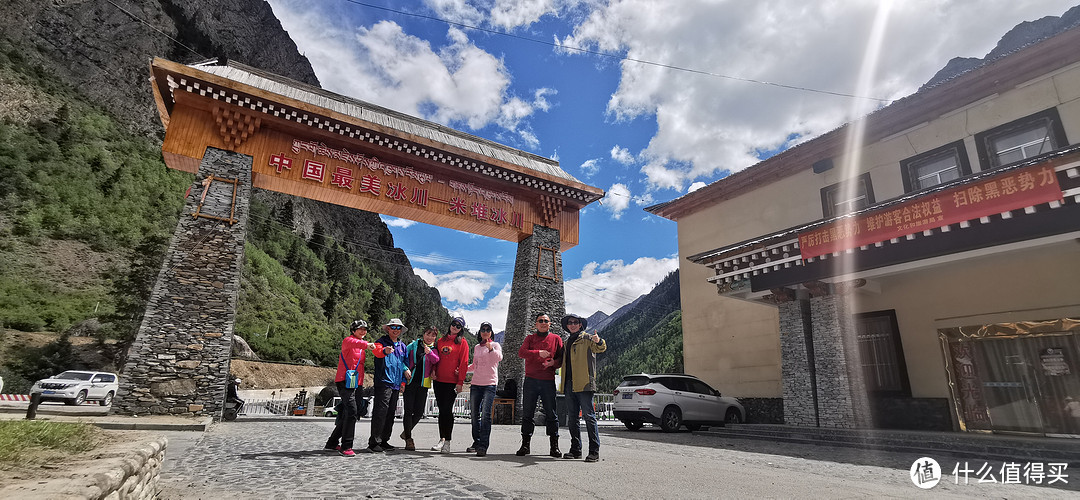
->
[0,40,452,375]
[593,270,682,392]
[237,199,453,367]
[596,310,683,391]
[0,43,191,334]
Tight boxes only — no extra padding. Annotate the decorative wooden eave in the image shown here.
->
[645,25,1080,222]
[693,149,1080,301]
[149,58,604,209]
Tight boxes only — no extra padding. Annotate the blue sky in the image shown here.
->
[265,0,1075,331]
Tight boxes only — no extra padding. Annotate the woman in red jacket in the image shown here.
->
[324,320,372,457]
[430,316,470,454]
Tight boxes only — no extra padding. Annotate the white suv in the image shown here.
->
[613,373,745,432]
[31,371,119,406]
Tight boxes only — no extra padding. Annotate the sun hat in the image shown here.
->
[384,318,408,334]
[561,314,588,332]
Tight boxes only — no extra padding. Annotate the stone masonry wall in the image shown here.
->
[499,225,566,423]
[114,148,252,417]
[810,294,871,428]
[779,299,817,426]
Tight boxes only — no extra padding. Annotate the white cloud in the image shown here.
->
[267,1,550,149]
[380,215,417,228]
[558,0,1074,191]
[687,181,707,193]
[610,145,634,165]
[580,158,601,177]
[414,268,497,305]
[603,183,631,219]
[449,283,512,333]
[446,256,678,333]
[564,256,678,318]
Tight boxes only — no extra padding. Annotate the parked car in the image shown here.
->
[324,397,342,417]
[323,395,371,418]
[30,371,119,406]
[613,373,744,432]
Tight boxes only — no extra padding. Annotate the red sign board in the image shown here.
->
[797,164,1063,259]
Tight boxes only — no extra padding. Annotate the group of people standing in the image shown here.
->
[324,312,606,463]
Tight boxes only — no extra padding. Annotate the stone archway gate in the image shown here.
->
[114,58,603,417]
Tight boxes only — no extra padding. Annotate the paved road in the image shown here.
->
[158,417,1073,499]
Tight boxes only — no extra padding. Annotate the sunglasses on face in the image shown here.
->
[567,320,580,325]
[389,326,402,330]
[480,328,492,332]
[451,323,462,329]
[536,319,550,323]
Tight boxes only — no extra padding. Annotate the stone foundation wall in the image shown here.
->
[779,299,816,426]
[115,147,252,417]
[739,397,784,424]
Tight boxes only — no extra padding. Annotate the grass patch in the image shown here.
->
[0,420,101,465]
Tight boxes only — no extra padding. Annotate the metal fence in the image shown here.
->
[237,392,618,421]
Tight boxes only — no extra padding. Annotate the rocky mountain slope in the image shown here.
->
[0,0,450,375]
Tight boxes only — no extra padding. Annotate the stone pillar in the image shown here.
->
[499,225,566,424]
[809,293,872,428]
[114,147,252,418]
[779,295,817,426]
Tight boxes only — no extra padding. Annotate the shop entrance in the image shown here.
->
[943,318,1080,436]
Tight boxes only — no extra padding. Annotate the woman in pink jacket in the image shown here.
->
[466,322,502,457]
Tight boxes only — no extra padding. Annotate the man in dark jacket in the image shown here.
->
[369,318,411,452]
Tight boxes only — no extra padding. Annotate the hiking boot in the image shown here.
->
[466,447,477,453]
[515,436,530,456]
[548,436,561,458]
[368,444,385,453]
[585,452,599,463]
[440,441,452,454]
[404,438,415,451]
[431,438,446,451]
[475,448,487,457]
[562,451,582,459]
[339,448,356,457]
[380,442,396,450]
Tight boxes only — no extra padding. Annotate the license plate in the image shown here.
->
[43,390,56,394]
[621,392,633,399]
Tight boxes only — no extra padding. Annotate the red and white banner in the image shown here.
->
[798,164,1063,259]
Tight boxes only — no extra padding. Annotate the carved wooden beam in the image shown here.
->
[213,105,262,149]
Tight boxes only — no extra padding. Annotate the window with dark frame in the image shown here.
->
[820,173,875,218]
[974,107,1068,170]
[899,140,971,193]
[855,310,910,396]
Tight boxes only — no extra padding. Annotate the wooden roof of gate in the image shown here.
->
[149,57,604,249]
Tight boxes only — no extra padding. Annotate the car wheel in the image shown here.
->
[623,420,643,431]
[685,424,701,432]
[99,391,114,407]
[68,390,88,406]
[660,406,682,432]
[725,408,743,424]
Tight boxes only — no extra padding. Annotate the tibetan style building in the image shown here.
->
[646,26,1080,434]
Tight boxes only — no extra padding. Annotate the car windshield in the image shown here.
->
[619,376,651,387]
[56,371,94,380]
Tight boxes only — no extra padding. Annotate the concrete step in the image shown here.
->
[698,424,1080,463]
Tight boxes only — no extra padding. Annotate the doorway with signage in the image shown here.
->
[941,318,1080,436]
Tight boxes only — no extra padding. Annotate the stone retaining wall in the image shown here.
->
[0,436,167,499]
